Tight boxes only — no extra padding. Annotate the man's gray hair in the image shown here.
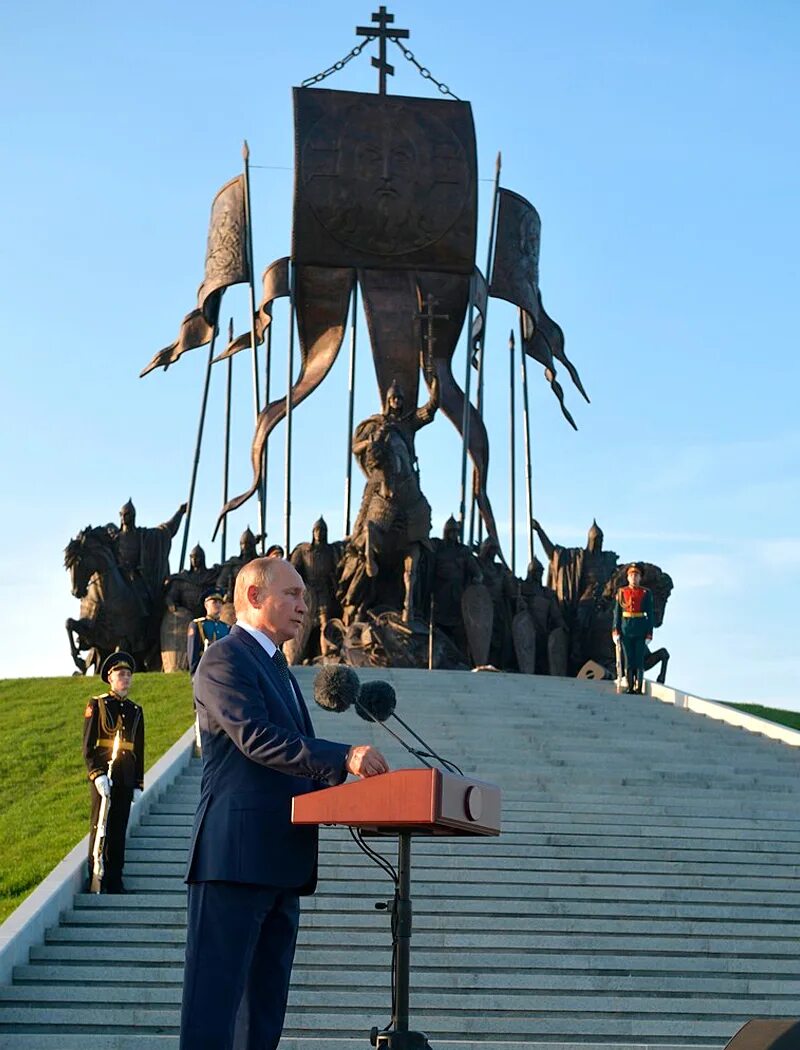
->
[233,557,283,615]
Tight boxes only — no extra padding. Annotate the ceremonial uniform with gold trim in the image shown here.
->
[83,689,144,892]
[187,616,230,676]
[612,583,654,693]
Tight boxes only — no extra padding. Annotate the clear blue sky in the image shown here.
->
[1,1,798,708]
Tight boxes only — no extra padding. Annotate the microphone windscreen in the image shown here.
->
[313,665,360,713]
[357,680,396,722]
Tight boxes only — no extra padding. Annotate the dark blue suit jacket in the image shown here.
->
[186,624,350,893]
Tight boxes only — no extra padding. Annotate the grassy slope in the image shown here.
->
[727,703,800,732]
[0,672,193,925]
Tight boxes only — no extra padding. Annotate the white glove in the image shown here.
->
[94,774,111,798]
[132,788,143,805]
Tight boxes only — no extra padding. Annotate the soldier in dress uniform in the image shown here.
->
[187,587,231,677]
[83,651,144,893]
[612,563,655,694]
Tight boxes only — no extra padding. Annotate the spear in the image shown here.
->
[179,327,218,571]
[343,282,359,537]
[518,308,534,566]
[242,140,266,551]
[508,329,516,575]
[221,317,234,563]
[470,150,502,548]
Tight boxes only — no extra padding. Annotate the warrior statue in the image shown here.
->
[341,377,439,623]
[532,518,618,672]
[477,537,516,669]
[112,498,186,616]
[216,527,258,606]
[287,517,341,663]
[161,544,220,672]
[517,557,569,676]
[165,545,219,619]
[429,515,482,660]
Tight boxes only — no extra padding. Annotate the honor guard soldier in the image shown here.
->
[83,652,144,893]
[612,563,655,694]
[187,587,231,677]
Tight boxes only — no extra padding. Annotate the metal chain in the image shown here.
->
[389,37,460,100]
[301,37,376,88]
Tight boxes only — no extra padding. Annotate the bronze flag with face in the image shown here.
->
[197,174,250,327]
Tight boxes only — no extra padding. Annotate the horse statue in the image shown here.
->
[64,525,162,675]
[339,420,432,625]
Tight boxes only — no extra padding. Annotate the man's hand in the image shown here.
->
[94,775,111,798]
[345,745,389,778]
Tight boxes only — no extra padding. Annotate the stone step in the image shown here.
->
[0,1039,722,1050]
[31,929,800,957]
[2,984,796,1016]
[59,894,800,922]
[24,944,800,975]
[12,961,797,995]
[122,860,800,891]
[12,964,800,997]
[0,1005,774,1039]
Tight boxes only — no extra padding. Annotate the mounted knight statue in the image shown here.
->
[65,499,186,674]
[340,378,438,625]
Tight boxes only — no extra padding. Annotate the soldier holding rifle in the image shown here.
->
[83,652,144,893]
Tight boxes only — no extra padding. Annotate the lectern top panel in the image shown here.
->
[291,767,501,836]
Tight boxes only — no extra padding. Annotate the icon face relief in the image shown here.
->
[294,89,477,273]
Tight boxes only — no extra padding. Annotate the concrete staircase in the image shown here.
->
[1,669,799,1049]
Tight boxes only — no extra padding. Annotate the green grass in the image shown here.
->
[0,672,193,925]
[727,703,800,732]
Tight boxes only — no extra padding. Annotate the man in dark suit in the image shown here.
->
[179,557,388,1050]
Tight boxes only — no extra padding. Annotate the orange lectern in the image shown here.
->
[292,767,501,835]
[293,767,502,1050]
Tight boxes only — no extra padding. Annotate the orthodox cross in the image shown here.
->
[415,294,449,382]
[356,6,409,95]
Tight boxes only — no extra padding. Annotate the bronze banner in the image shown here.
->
[214,257,291,363]
[140,308,215,378]
[293,87,477,274]
[415,270,501,552]
[197,174,250,326]
[214,265,354,531]
[489,188,541,323]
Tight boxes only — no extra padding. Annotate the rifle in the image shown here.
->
[90,730,120,893]
[614,636,625,695]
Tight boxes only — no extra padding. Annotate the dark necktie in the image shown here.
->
[272,649,302,719]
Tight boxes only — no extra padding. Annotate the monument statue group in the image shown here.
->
[66,498,672,682]
[64,8,673,684]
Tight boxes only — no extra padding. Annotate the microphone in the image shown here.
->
[356,680,396,721]
[313,665,360,713]
[356,680,463,776]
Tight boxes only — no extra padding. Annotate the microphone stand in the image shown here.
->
[353,701,444,1050]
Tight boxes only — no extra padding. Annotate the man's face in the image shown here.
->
[312,525,327,545]
[204,598,222,621]
[108,668,132,696]
[248,561,307,645]
[443,523,458,545]
[627,570,642,588]
[190,550,205,572]
[120,506,134,529]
